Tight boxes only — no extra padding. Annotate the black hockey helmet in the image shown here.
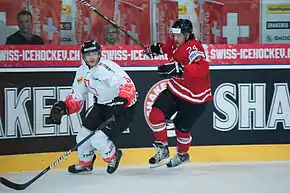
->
[171,19,195,41]
[81,40,101,55]
[171,19,193,34]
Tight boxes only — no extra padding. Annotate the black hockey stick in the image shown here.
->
[78,0,151,56]
[0,115,115,190]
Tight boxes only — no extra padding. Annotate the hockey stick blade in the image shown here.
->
[0,115,115,190]
[0,177,28,190]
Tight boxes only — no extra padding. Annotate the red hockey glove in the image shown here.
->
[157,61,184,78]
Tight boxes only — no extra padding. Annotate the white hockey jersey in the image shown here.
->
[64,59,137,114]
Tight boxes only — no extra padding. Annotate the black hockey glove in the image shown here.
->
[150,43,162,55]
[106,97,128,116]
[157,61,184,78]
[144,43,162,57]
[48,101,69,125]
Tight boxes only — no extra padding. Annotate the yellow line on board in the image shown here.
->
[1,144,290,172]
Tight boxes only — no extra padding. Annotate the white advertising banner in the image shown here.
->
[261,0,290,44]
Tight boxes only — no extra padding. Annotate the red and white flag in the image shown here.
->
[202,0,223,44]
[118,0,150,45]
[76,0,91,44]
[0,0,61,44]
[89,0,116,45]
[0,0,27,44]
[218,0,260,44]
[30,0,61,44]
[156,0,178,43]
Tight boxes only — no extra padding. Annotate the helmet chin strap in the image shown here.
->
[184,33,191,42]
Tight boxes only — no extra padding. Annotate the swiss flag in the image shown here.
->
[89,0,116,45]
[0,0,27,44]
[30,0,61,44]
[118,0,150,45]
[76,0,91,44]
[157,0,178,43]
[0,0,61,44]
[218,0,260,44]
[202,0,223,44]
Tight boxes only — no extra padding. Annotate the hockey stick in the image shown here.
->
[78,0,150,54]
[0,115,115,190]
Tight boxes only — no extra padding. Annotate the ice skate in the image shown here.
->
[68,154,96,174]
[107,149,123,174]
[149,142,170,168]
[166,152,190,168]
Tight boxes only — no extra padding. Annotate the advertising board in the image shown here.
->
[0,44,290,171]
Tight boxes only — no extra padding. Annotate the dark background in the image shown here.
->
[0,68,290,155]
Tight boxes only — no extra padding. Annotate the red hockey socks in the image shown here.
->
[148,107,168,143]
[175,128,192,153]
[79,160,93,167]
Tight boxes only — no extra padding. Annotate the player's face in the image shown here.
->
[18,14,33,34]
[173,33,186,47]
[106,29,119,45]
[84,52,100,68]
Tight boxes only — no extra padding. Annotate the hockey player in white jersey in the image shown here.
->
[48,40,137,174]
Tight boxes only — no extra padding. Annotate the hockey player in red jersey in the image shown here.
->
[145,19,212,168]
[48,40,137,174]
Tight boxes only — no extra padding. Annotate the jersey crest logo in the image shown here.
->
[188,51,205,64]
[77,76,84,84]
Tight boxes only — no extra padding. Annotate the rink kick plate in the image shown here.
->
[1,144,290,172]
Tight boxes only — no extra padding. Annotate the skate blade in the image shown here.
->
[149,158,170,169]
[68,170,94,175]
[166,159,191,168]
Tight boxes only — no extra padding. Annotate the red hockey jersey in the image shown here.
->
[161,37,213,104]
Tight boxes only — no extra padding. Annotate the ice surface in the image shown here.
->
[1,161,290,193]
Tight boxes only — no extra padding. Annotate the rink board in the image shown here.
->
[1,145,290,172]
[0,65,290,171]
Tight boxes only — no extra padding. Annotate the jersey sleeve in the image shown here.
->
[64,66,88,114]
[182,42,210,78]
[109,74,136,107]
[160,36,176,54]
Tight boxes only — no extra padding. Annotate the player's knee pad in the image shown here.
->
[76,127,95,162]
[149,107,165,124]
[90,130,116,161]
[149,107,166,132]
[174,117,193,133]
[90,130,109,149]
[76,127,91,143]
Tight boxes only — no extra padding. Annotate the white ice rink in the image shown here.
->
[1,161,290,193]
